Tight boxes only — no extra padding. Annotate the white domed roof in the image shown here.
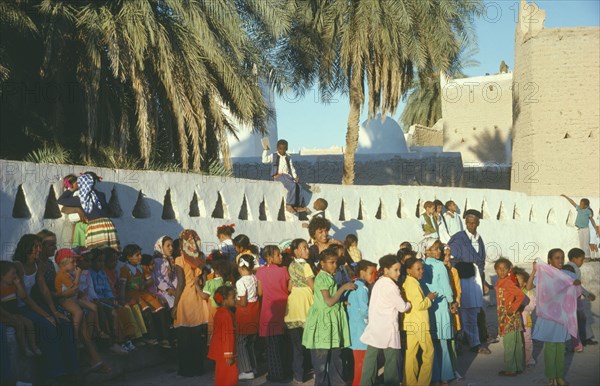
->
[357,115,408,154]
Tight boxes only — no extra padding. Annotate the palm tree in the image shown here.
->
[1,0,292,172]
[279,0,482,184]
[401,45,480,130]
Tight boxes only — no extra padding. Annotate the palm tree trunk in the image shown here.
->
[343,88,362,185]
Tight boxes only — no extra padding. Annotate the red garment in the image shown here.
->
[352,350,366,386]
[496,276,526,336]
[236,300,260,335]
[255,265,290,336]
[208,307,238,386]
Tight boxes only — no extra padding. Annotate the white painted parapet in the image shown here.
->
[0,160,596,267]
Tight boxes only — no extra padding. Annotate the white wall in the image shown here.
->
[1,160,596,266]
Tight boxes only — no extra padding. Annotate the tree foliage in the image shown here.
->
[0,0,291,172]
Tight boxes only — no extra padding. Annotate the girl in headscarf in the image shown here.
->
[153,236,177,308]
[172,229,210,377]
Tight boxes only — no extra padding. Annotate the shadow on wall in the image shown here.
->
[94,181,185,248]
[332,219,364,243]
[467,126,511,164]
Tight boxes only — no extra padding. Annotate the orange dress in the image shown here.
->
[448,266,462,331]
[174,256,209,327]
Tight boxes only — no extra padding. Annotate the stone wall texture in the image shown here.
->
[511,2,600,196]
[441,72,513,166]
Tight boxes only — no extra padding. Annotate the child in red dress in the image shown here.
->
[208,286,238,386]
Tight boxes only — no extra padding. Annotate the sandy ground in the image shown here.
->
[99,262,600,386]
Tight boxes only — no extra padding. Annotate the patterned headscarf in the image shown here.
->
[179,229,204,269]
[153,235,169,258]
[419,237,439,259]
[77,174,101,214]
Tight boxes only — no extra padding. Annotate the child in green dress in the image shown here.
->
[302,248,356,386]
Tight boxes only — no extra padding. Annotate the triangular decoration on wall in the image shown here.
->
[189,192,200,217]
[277,198,287,222]
[258,197,268,221]
[161,189,176,220]
[415,199,421,218]
[107,186,123,218]
[396,198,402,219]
[297,198,309,221]
[563,133,570,139]
[132,190,151,219]
[496,201,506,220]
[12,184,31,219]
[43,185,62,219]
[375,199,384,220]
[211,192,225,219]
[238,195,249,221]
[339,199,346,221]
[357,200,364,220]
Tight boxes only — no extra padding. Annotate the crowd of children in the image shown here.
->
[1,172,598,386]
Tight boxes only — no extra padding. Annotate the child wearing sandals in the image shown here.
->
[0,261,42,357]
[235,255,260,380]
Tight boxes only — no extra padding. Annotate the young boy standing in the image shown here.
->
[494,258,526,377]
[562,195,599,258]
[420,201,439,239]
[443,200,464,237]
[566,248,597,347]
[262,139,306,213]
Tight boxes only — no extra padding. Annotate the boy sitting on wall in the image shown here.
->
[262,139,307,213]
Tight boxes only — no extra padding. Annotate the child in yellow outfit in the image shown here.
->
[403,257,437,386]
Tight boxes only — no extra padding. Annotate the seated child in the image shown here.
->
[119,244,170,347]
[262,139,306,212]
[54,248,85,339]
[0,261,42,357]
[102,247,146,348]
[76,250,106,339]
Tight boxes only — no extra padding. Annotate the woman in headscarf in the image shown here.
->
[57,172,119,250]
[153,235,177,309]
[172,229,210,377]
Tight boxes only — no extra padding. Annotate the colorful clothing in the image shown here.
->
[204,277,224,308]
[153,235,177,308]
[174,256,209,328]
[119,263,163,311]
[347,279,370,350]
[235,275,259,335]
[285,259,314,328]
[496,276,525,336]
[85,218,119,250]
[403,275,434,386]
[256,264,290,337]
[208,307,238,386]
[55,270,76,300]
[448,266,462,331]
[533,262,580,341]
[302,271,350,349]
